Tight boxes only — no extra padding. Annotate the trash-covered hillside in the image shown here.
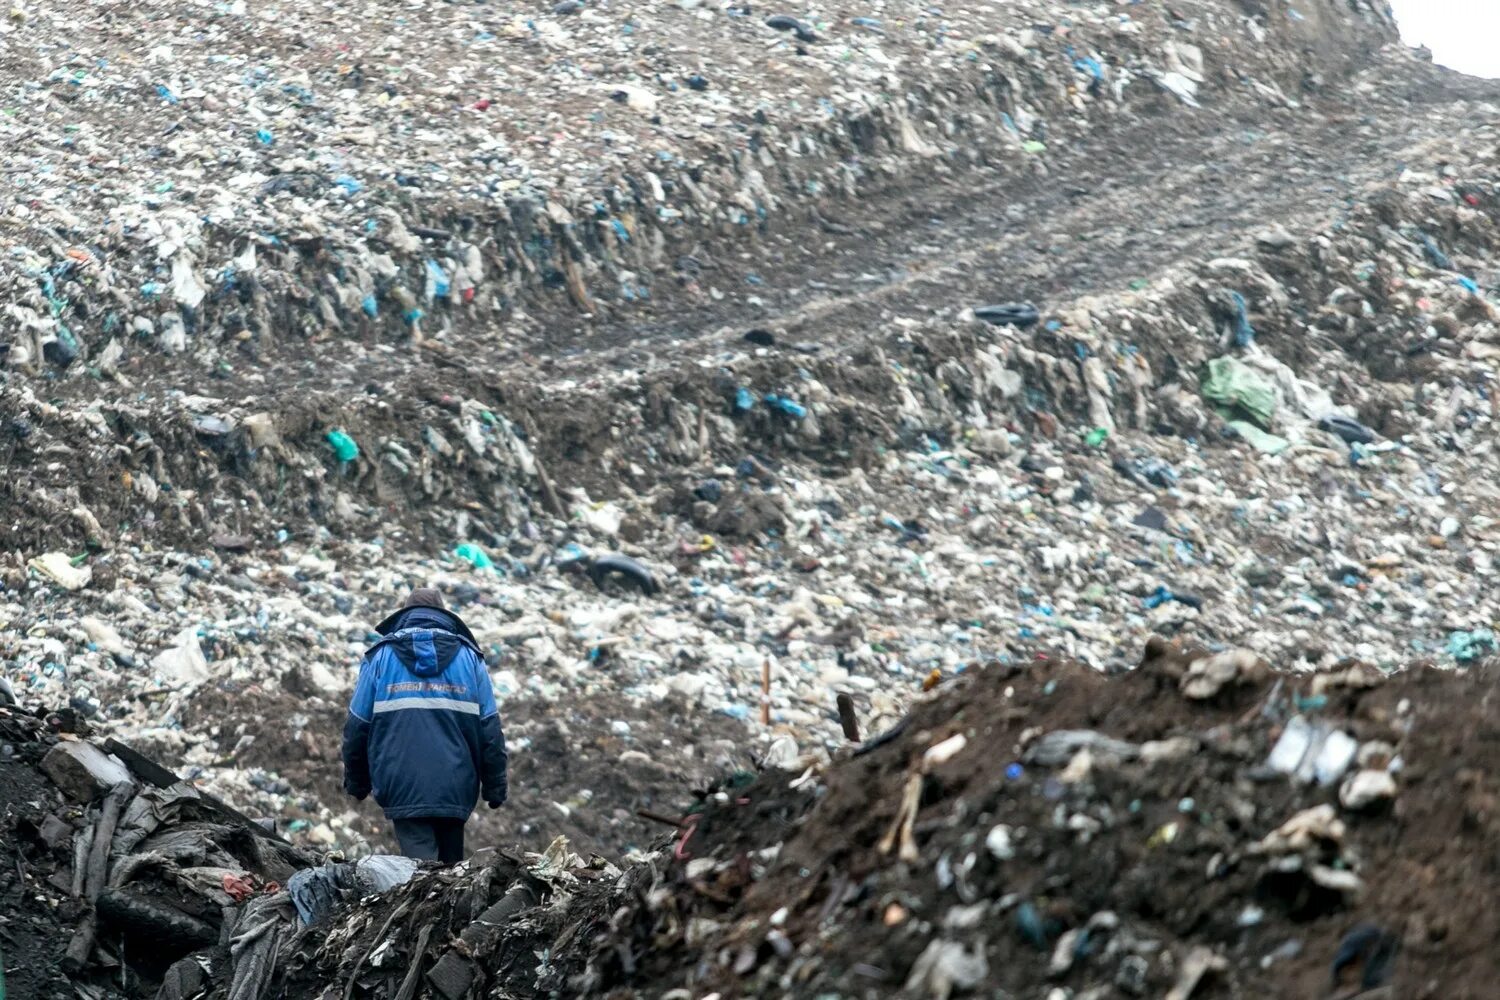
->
[5,0,1500,996]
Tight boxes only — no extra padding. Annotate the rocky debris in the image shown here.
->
[39,739,134,803]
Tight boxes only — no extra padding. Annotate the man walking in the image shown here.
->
[341,588,508,863]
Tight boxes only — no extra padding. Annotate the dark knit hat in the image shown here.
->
[403,587,445,611]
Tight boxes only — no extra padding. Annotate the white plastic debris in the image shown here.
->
[151,628,210,687]
[1266,716,1360,786]
[1340,769,1397,811]
[28,552,91,591]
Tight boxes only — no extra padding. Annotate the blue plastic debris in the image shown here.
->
[1144,586,1203,610]
[424,259,451,298]
[1421,234,1452,270]
[1448,628,1498,663]
[361,293,378,318]
[255,128,274,145]
[1458,275,1480,294]
[334,175,362,195]
[734,387,755,411]
[1014,902,1048,949]
[1229,291,1255,347]
[1073,56,1104,81]
[156,84,179,104]
[764,393,807,419]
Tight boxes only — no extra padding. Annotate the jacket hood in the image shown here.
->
[371,628,475,678]
[373,605,480,646]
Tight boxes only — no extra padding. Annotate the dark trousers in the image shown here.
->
[391,817,466,864]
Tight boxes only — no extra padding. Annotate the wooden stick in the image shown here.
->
[760,659,772,726]
[635,809,687,829]
[70,826,89,897]
[394,925,434,1000]
[65,780,135,972]
[877,772,923,861]
[532,455,567,520]
[346,901,411,1000]
[836,693,860,742]
[894,774,922,863]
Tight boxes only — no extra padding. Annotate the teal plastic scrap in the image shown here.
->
[1447,628,1497,663]
[424,260,451,300]
[325,429,359,462]
[1228,291,1255,347]
[454,543,494,570]
[763,393,808,419]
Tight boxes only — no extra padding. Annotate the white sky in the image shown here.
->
[1389,0,1500,78]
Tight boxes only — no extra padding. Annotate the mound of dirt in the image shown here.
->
[583,646,1500,999]
[10,640,1500,999]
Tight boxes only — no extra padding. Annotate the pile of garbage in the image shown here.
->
[0,0,1404,556]
[6,70,1500,862]
[0,706,317,999]
[10,638,1498,998]
[573,639,1500,998]
[9,2,1500,996]
[0,700,637,998]
[0,0,1393,379]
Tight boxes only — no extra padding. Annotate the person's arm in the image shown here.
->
[473,655,508,807]
[342,656,377,799]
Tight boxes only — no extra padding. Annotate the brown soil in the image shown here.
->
[599,649,1500,999]
[172,682,753,858]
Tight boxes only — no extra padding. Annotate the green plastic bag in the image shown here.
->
[1227,420,1289,455]
[1083,427,1109,448]
[1201,357,1276,430]
[455,543,494,570]
[325,429,359,462]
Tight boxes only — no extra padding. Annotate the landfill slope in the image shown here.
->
[1,0,1393,378]
[1,0,1402,551]
[6,0,1500,997]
